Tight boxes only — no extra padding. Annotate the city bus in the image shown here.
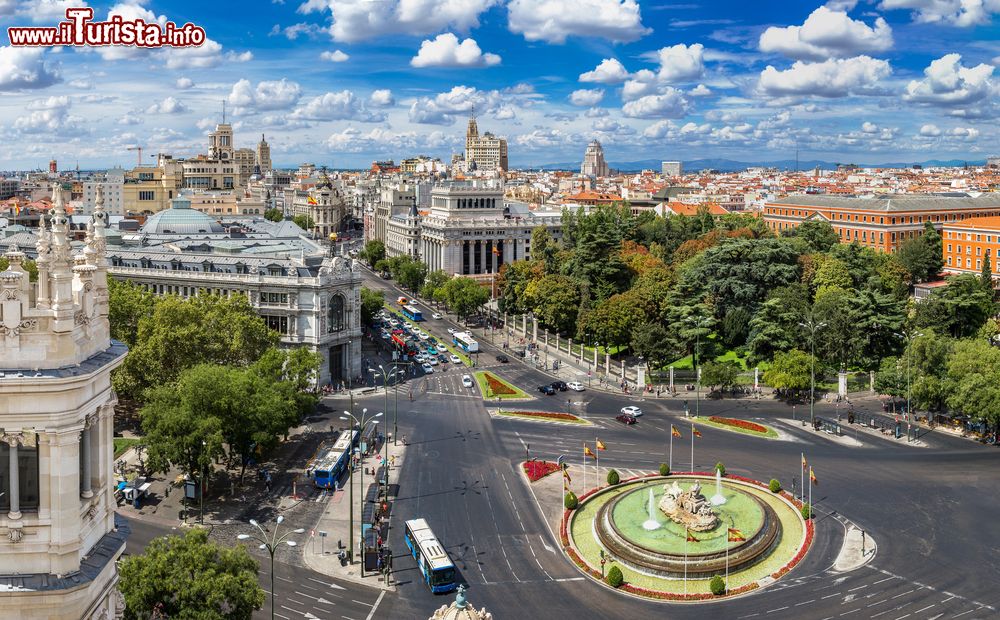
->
[312,429,358,489]
[452,331,479,353]
[403,519,457,593]
[401,304,424,322]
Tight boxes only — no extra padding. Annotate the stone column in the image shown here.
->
[754,367,760,391]
[669,366,675,392]
[6,434,22,520]
[869,370,875,393]
[532,317,538,343]
[838,371,848,398]
[555,333,560,351]
[605,351,610,375]
[544,330,548,350]
[621,359,626,380]
[81,419,93,499]
[593,346,598,370]
[480,240,487,275]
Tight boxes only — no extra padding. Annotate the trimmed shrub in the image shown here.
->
[606,469,620,485]
[769,478,782,493]
[710,574,726,596]
[801,502,813,520]
[659,463,670,476]
[606,565,624,588]
[715,461,726,476]
[564,491,578,510]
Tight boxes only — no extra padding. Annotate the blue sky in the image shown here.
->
[2,0,1000,170]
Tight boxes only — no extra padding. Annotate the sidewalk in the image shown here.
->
[302,437,407,590]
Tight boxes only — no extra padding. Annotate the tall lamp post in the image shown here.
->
[369,365,401,500]
[237,516,304,620]
[799,319,827,428]
[894,330,923,442]
[200,440,207,524]
[692,317,712,419]
[341,408,382,577]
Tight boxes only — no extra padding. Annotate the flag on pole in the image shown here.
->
[492,246,500,255]
[801,453,808,471]
[562,467,572,483]
[596,439,606,451]
[692,425,702,438]
[810,467,818,486]
[727,528,746,542]
[686,529,700,543]
[307,196,318,205]
[584,445,596,459]
[671,425,682,438]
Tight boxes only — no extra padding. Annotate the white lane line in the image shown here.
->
[554,577,585,582]
[848,584,868,592]
[894,615,910,620]
[913,605,935,614]
[307,577,345,591]
[950,610,975,618]
[874,576,897,585]
[364,590,385,620]
[822,593,841,600]
[839,609,860,616]
[892,589,916,599]
[795,599,816,606]
[287,598,306,605]
[765,606,789,613]
[868,599,890,607]
[274,614,291,620]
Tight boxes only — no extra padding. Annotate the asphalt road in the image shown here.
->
[354,270,1000,620]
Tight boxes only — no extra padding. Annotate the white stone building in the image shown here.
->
[581,140,610,177]
[81,168,125,216]
[0,185,128,619]
[285,172,350,240]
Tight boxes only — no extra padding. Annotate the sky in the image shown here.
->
[2,0,1000,170]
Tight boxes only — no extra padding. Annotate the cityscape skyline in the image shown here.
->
[2,0,1000,170]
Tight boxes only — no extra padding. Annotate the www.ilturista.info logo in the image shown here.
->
[7,8,206,48]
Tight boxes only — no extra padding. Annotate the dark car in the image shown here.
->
[496,354,509,363]
[380,272,391,279]
[439,354,449,363]
[551,380,568,391]
[616,413,637,425]
[538,385,556,395]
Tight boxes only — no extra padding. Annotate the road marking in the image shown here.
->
[873,576,897,585]
[822,593,841,599]
[839,609,860,616]
[893,615,910,620]
[795,599,816,606]
[848,584,868,592]
[364,591,385,620]
[274,614,290,620]
[891,589,916,599]
[950,610,975,618]
[287,598,306,605]
[913,605,935,614]
[868,599,890,607]
[307,577,346,590]
[765,606,789,613]
[554,577,585,582]
[844,594,856,603]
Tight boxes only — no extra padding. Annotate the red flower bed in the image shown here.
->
[709,416,768,434]
[485,372,516,395]
[506,410,580,422]
[772,518,814,579]
[522,460,560,482]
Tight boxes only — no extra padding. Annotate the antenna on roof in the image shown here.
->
[222,99,226,124]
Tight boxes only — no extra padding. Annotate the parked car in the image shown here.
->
[432,313,442,320]
[439,355,449,363]
[616,413,637,425]
[551,380,568,391]
[418,332,430,341]
[496,354,509,363]
[462,375,474,388]
[538,384,556,395]
[620,405,643,417]
[421,363,434,373]
[380,272,391,279]
[567,381,585,391]
[449,354,462,364]
[428,358,439,365]
[447,328,457,335]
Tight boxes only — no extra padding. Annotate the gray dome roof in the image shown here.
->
[142,196,225,235]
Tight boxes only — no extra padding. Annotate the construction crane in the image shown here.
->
[126,146,144,167]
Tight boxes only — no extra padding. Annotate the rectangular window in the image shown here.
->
[138,190,154,201]
[0,437,40,512]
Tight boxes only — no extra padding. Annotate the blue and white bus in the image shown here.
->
[403,518,457,593]
[312,429,358,489]
[401,304,424,322]
[452,331,479,353]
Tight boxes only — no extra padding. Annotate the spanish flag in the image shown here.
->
[596,439,606,451]
[728,528,746,542]
[671,425,682,438]
[692,425,702,438]
[810,467,818,486]
[686,529,700,543]
[307,196,318,205]
[584,445,596,459]
[492,246,500,255]
[563,467,572,483]
[801,453,808,471]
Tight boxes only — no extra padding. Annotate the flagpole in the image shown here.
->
[669,430,673,471]
[690,426,694,472]
[595,437,599,483]
[809,467,813,516]
[726,529,730,589]
[582,444,586,493]
[801,453,805,504]
[684,530,688,595]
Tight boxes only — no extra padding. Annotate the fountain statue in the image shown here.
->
[658,481,719,531]
[642,488,660,531]
[710,468,727,506]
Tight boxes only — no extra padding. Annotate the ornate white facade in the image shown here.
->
[0,185,128,619]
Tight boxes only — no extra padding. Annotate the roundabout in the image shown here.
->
[562,473,813,601]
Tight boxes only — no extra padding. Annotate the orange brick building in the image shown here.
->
[941,216,1000,275]
[763,194,1000,253]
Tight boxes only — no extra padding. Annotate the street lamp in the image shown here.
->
[691,317,712,419]
[894,330,923,442]
[369,365,401,501]
[798,319,827,428]
[340,408,382,577]
[200,440,207,524]
[237,516,304,620]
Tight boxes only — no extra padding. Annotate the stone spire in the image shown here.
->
[47,183,74,311]
[34,216,51,310]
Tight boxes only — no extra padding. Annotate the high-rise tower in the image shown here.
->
[581,140,610,177]
[0,184,128,619]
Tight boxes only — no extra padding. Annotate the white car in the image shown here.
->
[422,363,434,373]
[414,354,427,363]
[462,374,474,388]
[432,313,443,320]
[447,328,457,335]
[418,332,430,341]
[449,354,462,364]
[567,381,585,391]
[428,357,439,365]
[621,406,643,417]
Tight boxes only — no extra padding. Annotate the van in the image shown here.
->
[397,296,408,305]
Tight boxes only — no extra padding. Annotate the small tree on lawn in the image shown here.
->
[564,491,578,510]
[802,502,813,519]
[659,463,670,476]
[606,565,624,588]
[769,478,782,493]
[606,469,620,485]
[715,461,726,476]
[710,574,726,595]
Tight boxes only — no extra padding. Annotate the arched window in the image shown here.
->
[328,294,345,333]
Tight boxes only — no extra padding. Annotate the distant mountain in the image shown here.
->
[519,157,987,173]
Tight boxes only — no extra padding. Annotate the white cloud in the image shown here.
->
[17,0,81,23]
[324,126,460,153]
[146,96,188,114]
[291,90,385,122]
[879,0,1000,27]
[652,43,705,83]
[861,121,879,133]
[299,0,498,43]
[579,58,631,84]
[228,78,302,112]
[569,88,605,106]
[408,85,508,125]
[919,123,941,136]
[26,95,69,110]
[369,89,394,107]
[688,84,712,97]
[621,72,658,101]
[585,107,608,117]
[118,112,142,126]
[411,33,501,68]
[276,22,324,39]
[507,0,650,44]
[0,46,60,91]
[759,7,893,61]
[642,120,676,139]
[514,128,576,150]
[494,105,516,120]
[320,50,350,62]
[621,88,690,118]
[175,77,194,89]
[758,55,892,98]
[950,126,980,139]
[162,39,225,69]
[227,51,254,62]
[903,54,994,106]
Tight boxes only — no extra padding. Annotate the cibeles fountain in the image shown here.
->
[595,478,782,579]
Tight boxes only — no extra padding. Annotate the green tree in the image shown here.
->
[119,528,265,620]
[606,469,620,485]
[263,208,282,222]
[108,277,156,349]
[421,269,451,303]
[576,292,645,350]
[781,220,839,252]
[531,226,560,273]
[850,285,907,369]
[945,338,1000,427]
[497,260,544,314]
[710,574,727,596]
[897,221,943,283]
[397,257,429,292]
[358,240,386,268]
[360,287,384,326]
[982,249,994,291]
[874,356,906,400]
[763,349,815,392]
[630,322,674,369]
[606,565,624,588]
[141,375,225,480]
[292,214,314,231]
[720,307,752,349]
[523,274,580,335]
[701,361,740,391]
[813,287,858,369]
[914,274,996,338]
[908,330,953,412]
[439,277,489,321]
[812,257,853,298]
[746,284,810,365]
[560,204,634,301]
